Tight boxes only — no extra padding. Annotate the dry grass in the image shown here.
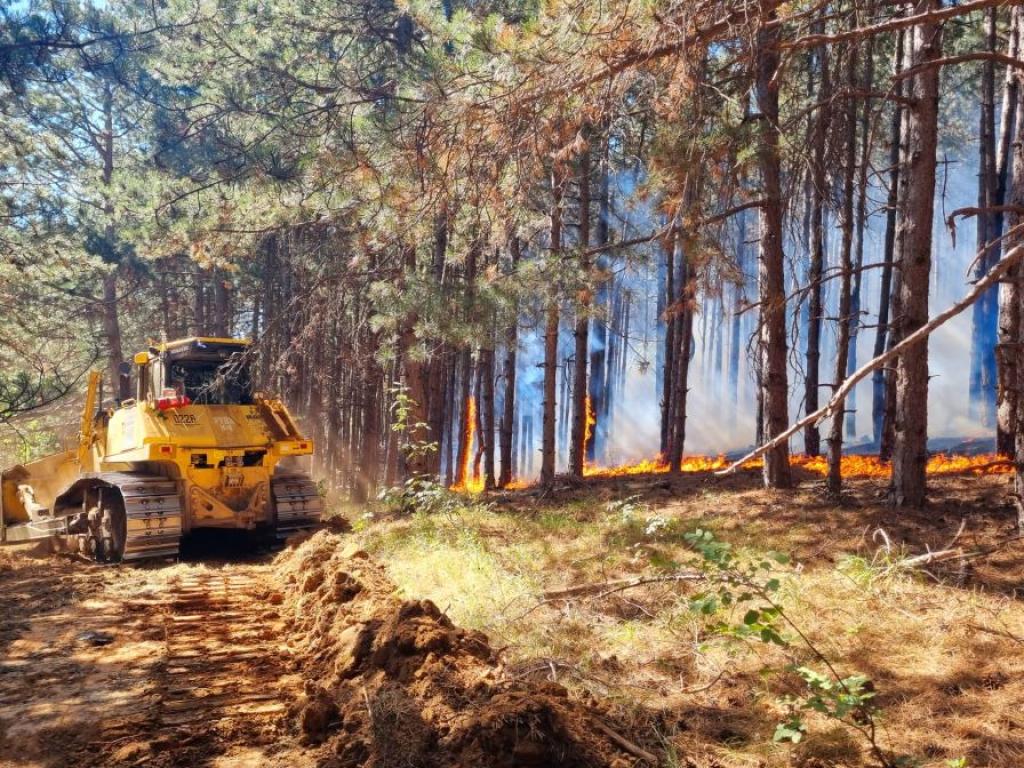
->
[355,470,1024,768]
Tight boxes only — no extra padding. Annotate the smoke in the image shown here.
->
[511,135,990,480]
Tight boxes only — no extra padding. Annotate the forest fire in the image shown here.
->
[493,452,1012,491]
[584,396,596,455]
[452,397,485,494]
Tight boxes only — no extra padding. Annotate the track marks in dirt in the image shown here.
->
[0,558,308,768]
[159,571,293,729]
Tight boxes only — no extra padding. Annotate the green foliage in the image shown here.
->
[681,529,893,765]
[389,385,439,464]
[775,667,878,744]
[377,476,474,519]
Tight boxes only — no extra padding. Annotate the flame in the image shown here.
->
[499,452,1011,489]
[584,396,596,456]
[451,397,485,493]
[583,455,727,478]
[449,395,1012,494]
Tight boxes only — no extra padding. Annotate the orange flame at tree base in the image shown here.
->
[494,452,1012,492]
[451,397,485,494]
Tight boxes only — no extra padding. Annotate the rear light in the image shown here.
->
[158,445,174,455]
[156,391,192,410]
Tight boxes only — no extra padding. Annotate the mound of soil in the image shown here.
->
[274,532,641,767]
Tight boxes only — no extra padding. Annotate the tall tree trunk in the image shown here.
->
[569,142,592,477]
[970,8,999,424]
[99,84,123,395]
[847,36,875,438]
[498,238,521,488]
[353,327,383,502]
[589,141,611,463]
[997,9,1022,456]
[540,169,564,487]
[668,232,694,472]
[875,31,906,455]
[453,242,480,487]
[1011,10,1024,520]
[398,247,432,479]
[804,19,831,457]
[755,9,793,489]
[481,343,496,489]
[890,1,941,508]
[660,230,677,455]
[827,40,859,495]
[729,210,749,409]
[102,272,123,397]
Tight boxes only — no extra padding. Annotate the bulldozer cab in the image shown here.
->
[138,338,254,408]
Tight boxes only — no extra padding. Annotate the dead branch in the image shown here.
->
[965,623,1024,646]
[718,244,1024,475]
[780,0,1008,52]
[593,719,659,764]
[895,52,1024,83]
[946,205,1024,249]
[897,534,1024,568]
[542,572,704,600]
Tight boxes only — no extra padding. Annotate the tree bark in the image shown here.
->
[890,0,941,508]
[398,246,432,479]
[481,341,496,490]
[970,7,999,425]
[102,271,123,397]
[99,82,123,396]
[667,231,694,473]
[804,18,831,458]
[873,32,905,450]
[729,210,748,410]
[569,141,592,477]
[755,9,793,489]
[827,40,860,496]
[847,35,875,439]
[661,227,676,456]
[540,169,565,487]
[498,238,521,488]
[997,9,1022,456]
[589,142,611,464]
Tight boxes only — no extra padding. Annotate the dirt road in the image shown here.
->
[0,546,307,768]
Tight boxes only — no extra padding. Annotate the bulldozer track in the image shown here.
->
[271,473,322,539]
[102,472,184,562]
[157,570,293,733]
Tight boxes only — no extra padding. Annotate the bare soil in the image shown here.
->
[0,533,637,768]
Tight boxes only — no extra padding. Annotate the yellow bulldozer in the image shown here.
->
[0,337,322,562]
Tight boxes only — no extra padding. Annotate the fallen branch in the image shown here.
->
[593,719,659,765]
[718,244,1024,475]
[965,623,1024,646]
[897,534,1024,568]
[542,572,704,600]
[897,548,963,568]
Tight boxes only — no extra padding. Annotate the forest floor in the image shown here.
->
[0,468,1022,768]
[358,467,1024,768]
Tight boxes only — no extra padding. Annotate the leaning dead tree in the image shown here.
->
[720,242,1024,479]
